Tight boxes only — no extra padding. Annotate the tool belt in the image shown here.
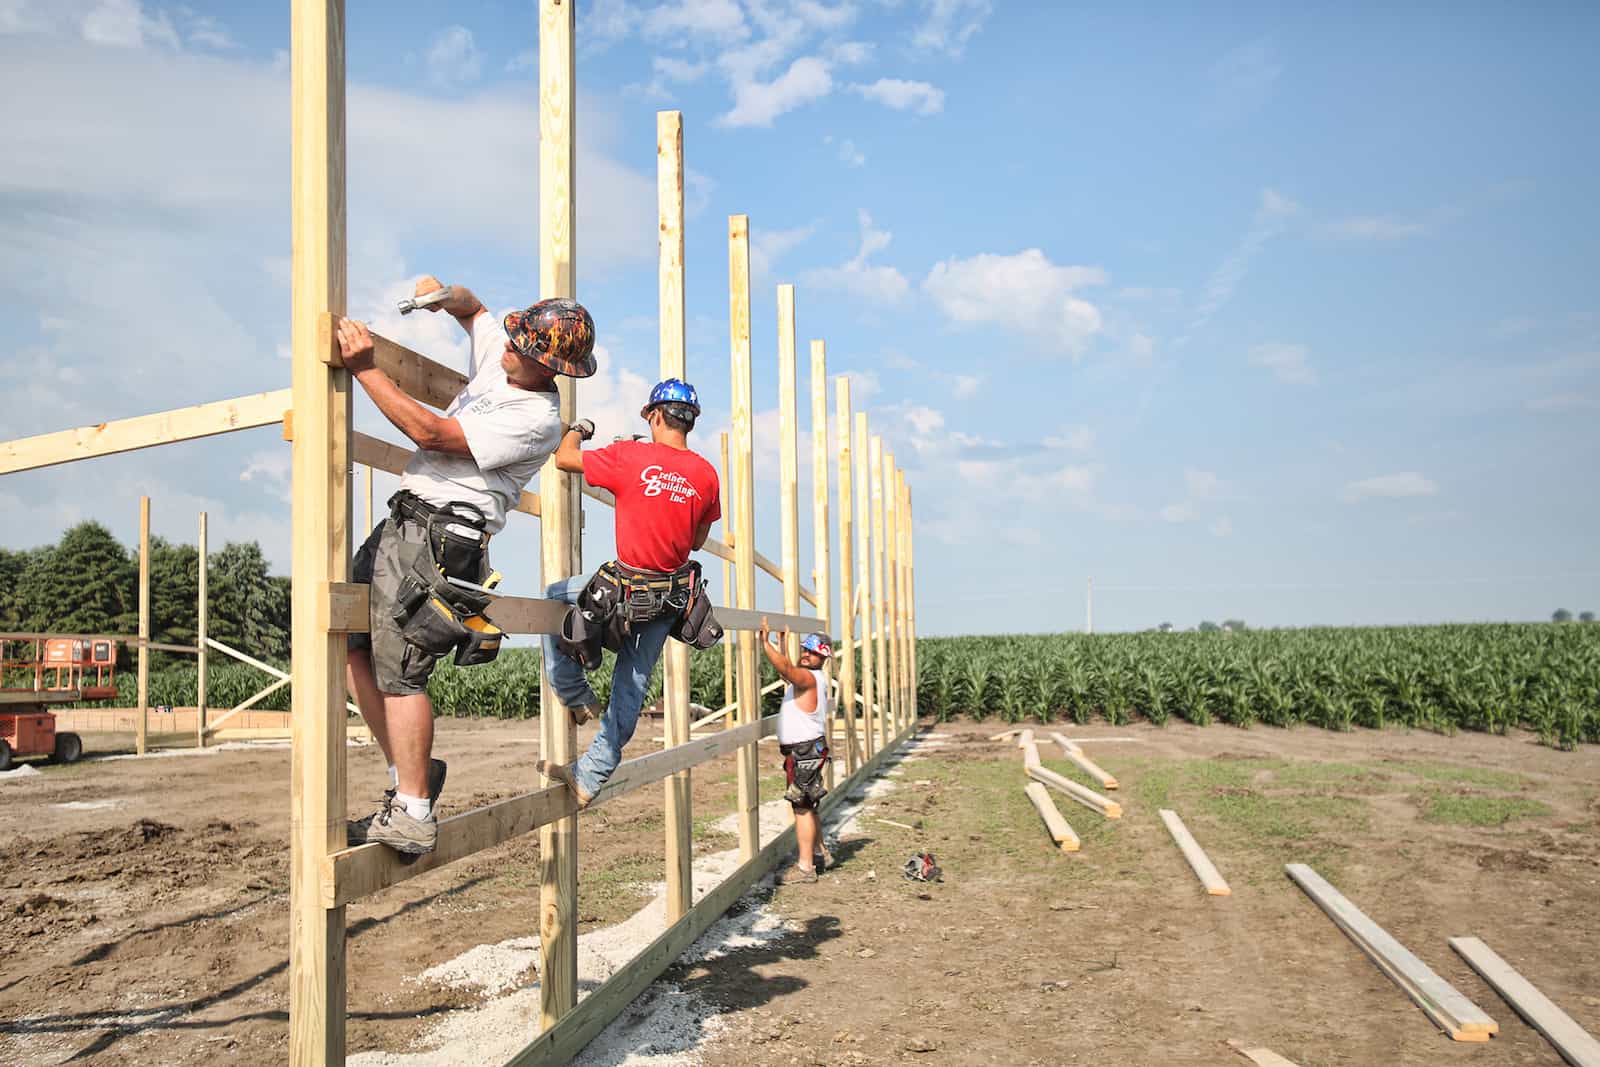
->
[558,559,723,670]
[388,490,503,667]
[780,738,829,757]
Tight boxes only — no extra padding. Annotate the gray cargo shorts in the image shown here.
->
[349,517,439,696]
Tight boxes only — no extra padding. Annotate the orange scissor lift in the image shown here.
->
[0,636,113,770]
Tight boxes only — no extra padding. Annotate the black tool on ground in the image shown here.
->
[902,852,942,883]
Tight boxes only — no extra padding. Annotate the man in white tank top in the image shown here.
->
[760,619,834,885]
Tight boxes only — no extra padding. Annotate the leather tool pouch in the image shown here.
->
[392,496,500,663]
[670,563,723,650]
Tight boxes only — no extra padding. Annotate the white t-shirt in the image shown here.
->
[399,312,562,534]
[777,668,830,745]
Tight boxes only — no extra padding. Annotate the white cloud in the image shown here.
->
[751,223,816,282]
[1054,464,1099,495]
[923,248,1106,357]
[802,209,911,303]
[828,39,874,65]
[951,374,981,398]
[1044,425,1094,452]
[837,137,866,167]
[911,0,992,56]
[840,368,881,401]
[1342,472,1439,501]
[1184,187,1297,339]
[903,406,945,435]
[1128,332,1155,361]
[1209,516,1234,537]
[1320,215,1427,240]
[794,0,857,31]
[80,0,177,48]
[1160,503,1195,523]
[852,77,944,115]
[644,0,749,42]
[1248,342,1317,384]
[653,55,710,83]
[716,55,833,127]
[1185,469,1224,501]
[426,25,482,87]
[1205,39,1281,125]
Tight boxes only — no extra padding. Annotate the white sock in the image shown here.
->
[387,764,398,788]
[396,791,432,820]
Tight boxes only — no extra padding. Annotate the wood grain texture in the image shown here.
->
[1226,1040,1301,1066]
[1027,765,1123,818]
[1287,864,1496,1041]
[196,512,208,748]
[1450,936,1600,1066]
[834,376,859,772]
[728,214,760,862]
[1159,809,1231,896]
[1025,782,1080,851]
[854,412,875,759]
[136,496,149,757]
[354,432,539,517]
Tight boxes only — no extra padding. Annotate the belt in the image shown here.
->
[781,738,827,756]
[389,490,442,527]
[613,561,695,595]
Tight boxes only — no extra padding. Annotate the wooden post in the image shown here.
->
[196,511,208,748]
[869,436,888,751]
[729,215,760,861]
[136,495,149,756]
[777,286,801,668]
[854,412,875,758]
[719,432,734,716]
[897,470,910,731]
[834,378,858,772]
[657,109,693,925]
[363,462,372,535]
[905,481,918,722]
[537,0,580,1033]
[883,453,901,735]
[809,341,832,785]
[288,0,350,1061]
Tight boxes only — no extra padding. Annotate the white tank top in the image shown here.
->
[777,668,829,745]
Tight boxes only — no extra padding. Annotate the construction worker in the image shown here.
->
[537,379,721,807]
[760,619,835,884]
[335,277,596,854]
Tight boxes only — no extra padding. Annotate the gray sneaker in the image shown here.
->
[363,799,438,855]
[348,759,447,846]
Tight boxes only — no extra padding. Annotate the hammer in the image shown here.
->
[396,287,453,315]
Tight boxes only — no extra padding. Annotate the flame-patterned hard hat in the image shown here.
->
[503,299,597,378]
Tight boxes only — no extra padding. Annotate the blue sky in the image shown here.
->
[2,0,1597,635]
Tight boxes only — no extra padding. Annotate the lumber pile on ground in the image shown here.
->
[1051,731,1118,789]
[1159,809,1230,896]
[1024,782,1080,851]
[1028,764,1122,819]
[1449,936,1600,1066]
[1286,863,1497,1042]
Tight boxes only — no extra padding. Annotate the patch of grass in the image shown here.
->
[1267,761,1391,791]
[582,851,660,917]
[1386,761,1528,791]
[1417,791,1552,826]
[1199,790,1370,846]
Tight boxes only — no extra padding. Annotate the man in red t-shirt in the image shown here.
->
[537,378,720,806]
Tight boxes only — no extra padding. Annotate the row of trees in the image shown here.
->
[1553,610,1597,623]
[0,521,292,662]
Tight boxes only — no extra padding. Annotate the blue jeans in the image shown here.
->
[543,573,675,796]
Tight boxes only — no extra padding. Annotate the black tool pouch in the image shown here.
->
[671,564,723,650]
[400,593,473,656]
[426,503,490,584]
[557,607,604,671]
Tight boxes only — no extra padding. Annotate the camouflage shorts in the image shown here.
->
[349,518,439,696]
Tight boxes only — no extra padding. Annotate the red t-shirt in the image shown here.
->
[584,441,721,572]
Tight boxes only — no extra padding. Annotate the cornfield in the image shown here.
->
[916,624,1600,750]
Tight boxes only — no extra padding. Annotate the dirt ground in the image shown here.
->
[1,717,1597,1066]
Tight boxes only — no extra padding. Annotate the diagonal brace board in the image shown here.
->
[0,389,292,475]
[1449,936,1600,1066]
[323,714,781,907]
[320,313,465,410]
[1286,864,1497,1041]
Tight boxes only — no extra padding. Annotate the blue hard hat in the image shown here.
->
[645,378,700,416]
[800,632,833,659]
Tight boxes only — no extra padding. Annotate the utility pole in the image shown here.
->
[1086,577,1093,635]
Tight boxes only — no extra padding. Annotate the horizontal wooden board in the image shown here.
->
[713,606,822,634]
[353,433,539,518]
[1450,936,1600,1066]
[1027,765,1122,818]
[1024,782,1079,851]
[322,583,565,636]
[1159,809,1230,896]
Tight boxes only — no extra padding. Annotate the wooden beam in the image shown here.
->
[196,512,208,749]
[203,676,291,734]
[504,719,919,1066]
[884,454,901,735]
[1022,738,1042,771]
[729,213,760,861]
[1024,782,1080,851]
[713,606,821,634]
[0,389,292,475]
[719,432,735,718]
[1286,863,1496,1041]
[656,108,693,927]
[537,0,579,1034]
[810,340,832,784]
[1027,765,1123,819]
[1226,1040,1301,1067]
[137,496,149,757]
[834,376,859,773]
[778,284,801,665]
[854,411,874,759]
[868,436,888,752]
[320,583,564,635]
[1159,809,1231,896]
[1051,732,1117,789]
[907,484,917,721]
[1017,727,1034,750]
[1449,937,1600,1066]
[989,729,1021,741]
[354,432,539,517]
[287,0,349,1062]
[320,312,465,411]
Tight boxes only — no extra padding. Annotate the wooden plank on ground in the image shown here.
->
[1022,738,1041,771]
[1226,1039,1301,1066]
[1159,809,1230,896]
[1024,782,1080,851]
[1028,764,1122,818]
[1016,727,1034,750]
[1449,936,1600,1066]
[1286,863,1497,1042]
[1051,731,1118,788]
[1051,730,1082,754]
[989,729,1020,742]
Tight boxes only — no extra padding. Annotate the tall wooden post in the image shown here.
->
[777,285,800,663]
[137,495,149,756]
[729,215,760,861]
[869,436,888,751]
[657,109,693,924]
[835,379,858,772]
[895,470,908,731]
[809,341,832,785]
[903,477,917,723]
[196,512,208,748]
[288,0,350,1061]
[363,463,372,535]
[537,0,580,1032]
[854,413,875,758]
[883,451,901,735]
[719,432,734,715]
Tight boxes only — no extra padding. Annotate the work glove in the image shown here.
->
[568,418,595,441]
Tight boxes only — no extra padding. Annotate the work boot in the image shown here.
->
[362,800,438,855]
[778,863,817,885]
[567,701,600,726]
[815,845,835,872]
[538,759,594,809]
[348,759,447,846]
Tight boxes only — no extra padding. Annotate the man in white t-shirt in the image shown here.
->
[760,619,836,885]
[333,277,596,855]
